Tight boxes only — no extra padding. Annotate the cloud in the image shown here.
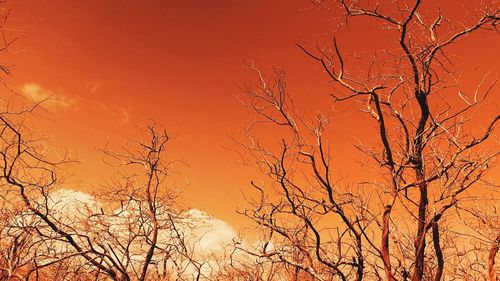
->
[46,189,100,217]
[37,189,238,276]
[93,102,131,124]
[184,208,237,254]
[20,83,74,110]
[7,189,284,279]
[119,107,130,124]
[85,80,103,93]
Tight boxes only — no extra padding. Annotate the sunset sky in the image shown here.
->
[2,0,498,230]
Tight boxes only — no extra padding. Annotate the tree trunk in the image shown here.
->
[488,233,500,281]
[411,90,430,281]
[412,177,428,281]
[382,204,397,281]
[432,222,444,281]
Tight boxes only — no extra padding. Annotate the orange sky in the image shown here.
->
[2,0,498,229]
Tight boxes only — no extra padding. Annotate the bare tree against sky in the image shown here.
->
[239,0,499,280]
[0,0,498,280]
[0,106,201,280]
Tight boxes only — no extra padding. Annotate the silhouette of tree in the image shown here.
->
[238,1,499,280]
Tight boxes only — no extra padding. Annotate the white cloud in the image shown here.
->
[45,189,100,218]
[184,208,237,254]
[48,189,97,207]
[7,189,291,279]
[32,189,238,278]
[20,83,74,110]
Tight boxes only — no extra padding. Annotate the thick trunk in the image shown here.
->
[412,176,428,281]
[139,189,159,281]
[356,235,364,281]
[488,233,500,281]
[382,204,397,281]
[432,222,444,281]
[411,90,430,281]
[370,93,398,281]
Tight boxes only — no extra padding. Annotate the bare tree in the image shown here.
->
[92,125,205,280]
[238,0,499,280]
[0,100,202,280]
[237,63,377,281]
